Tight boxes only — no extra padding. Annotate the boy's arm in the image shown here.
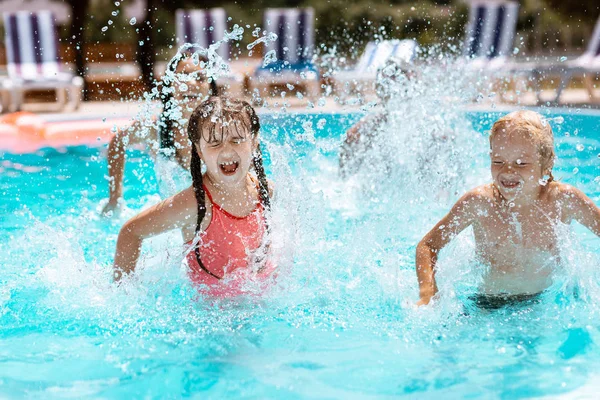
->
[416,190,482,305]
[113,187,196,281]
[560,185,600,236]
[102,123,145,215]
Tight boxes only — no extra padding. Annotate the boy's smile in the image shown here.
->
[490,131,544,202]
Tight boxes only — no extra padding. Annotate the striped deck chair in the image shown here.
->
[2,11,83,112]
[531,15,600,103]
[253,8,319,98]
[334,39,418,94]
[462,1,519,70]
[174,8,243,94]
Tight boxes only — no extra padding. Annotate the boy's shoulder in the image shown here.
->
[545,181,581,200]
[460,184,496,204]
[450,184,496,214]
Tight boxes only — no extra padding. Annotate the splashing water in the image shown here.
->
[2,21,600,398]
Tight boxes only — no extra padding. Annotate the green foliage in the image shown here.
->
[58,0,599,58]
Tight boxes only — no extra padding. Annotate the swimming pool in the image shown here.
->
[1,109,600,398]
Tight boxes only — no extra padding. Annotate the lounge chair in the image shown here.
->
[462,1,519,70]
[2,10,83,112]
[333,39,418,96]
[175,8,243,94]
[530,15,600,103]
[251,8,320,99]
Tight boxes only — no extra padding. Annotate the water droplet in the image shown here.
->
[101,26,108,32]
[573,167,579,174]
[111,11,118,16]
[262,50,277,67]
[108,20,113,26]
[129,17,137,25]
[576,144,584,151]
[139,40,144,46]
[560,56,567,62]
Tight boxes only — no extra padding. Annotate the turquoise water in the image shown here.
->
[1,110,600,398]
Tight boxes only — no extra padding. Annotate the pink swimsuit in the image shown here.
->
[186,184,273,297]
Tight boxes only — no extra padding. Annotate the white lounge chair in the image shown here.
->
[530,15,600,103]
[252,8,320,99]
[333,39,418,95]
[2,10,83,112]
[175,8,243,94]
[462,1,519,71]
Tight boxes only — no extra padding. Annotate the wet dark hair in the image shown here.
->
[187,96,270,279]
[158,55,218,150]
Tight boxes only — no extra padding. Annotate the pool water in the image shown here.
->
[1,110,600,398]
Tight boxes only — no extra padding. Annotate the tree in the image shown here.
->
[543,0,599,20]
[66,0,90,99]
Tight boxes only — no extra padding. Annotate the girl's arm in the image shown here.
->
[560,184,600,236]
[113,187,197,281]
[416,189,482,305]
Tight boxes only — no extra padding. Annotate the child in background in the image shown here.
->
[416,110,600,309]
[112,97,274,297]
[339,57,415,178]
[102,57,217,215]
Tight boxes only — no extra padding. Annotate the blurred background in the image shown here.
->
[0,0,598,102]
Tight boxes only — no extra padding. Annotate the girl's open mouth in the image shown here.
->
[219,160,239,176]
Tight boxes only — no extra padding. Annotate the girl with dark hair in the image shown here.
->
[112,96,274,297]
[102,57,217,215]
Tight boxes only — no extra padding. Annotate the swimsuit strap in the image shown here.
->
[202,180,262,220]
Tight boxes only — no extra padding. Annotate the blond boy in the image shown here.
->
[416,110,600,308]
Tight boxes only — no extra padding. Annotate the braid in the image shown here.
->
[190,148,222,280]
[158,55,181,150]
[253,143,271,211]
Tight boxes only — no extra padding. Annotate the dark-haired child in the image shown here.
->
[112,96,274,297]
[102,57,217,215]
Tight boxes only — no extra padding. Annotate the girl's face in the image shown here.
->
[196,120,256,187]
[490,131,546,202]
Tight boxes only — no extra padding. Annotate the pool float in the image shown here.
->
[0,111,132,153]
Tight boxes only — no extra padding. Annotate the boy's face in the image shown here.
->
[196,121,256,187]
[490,131,544,202]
